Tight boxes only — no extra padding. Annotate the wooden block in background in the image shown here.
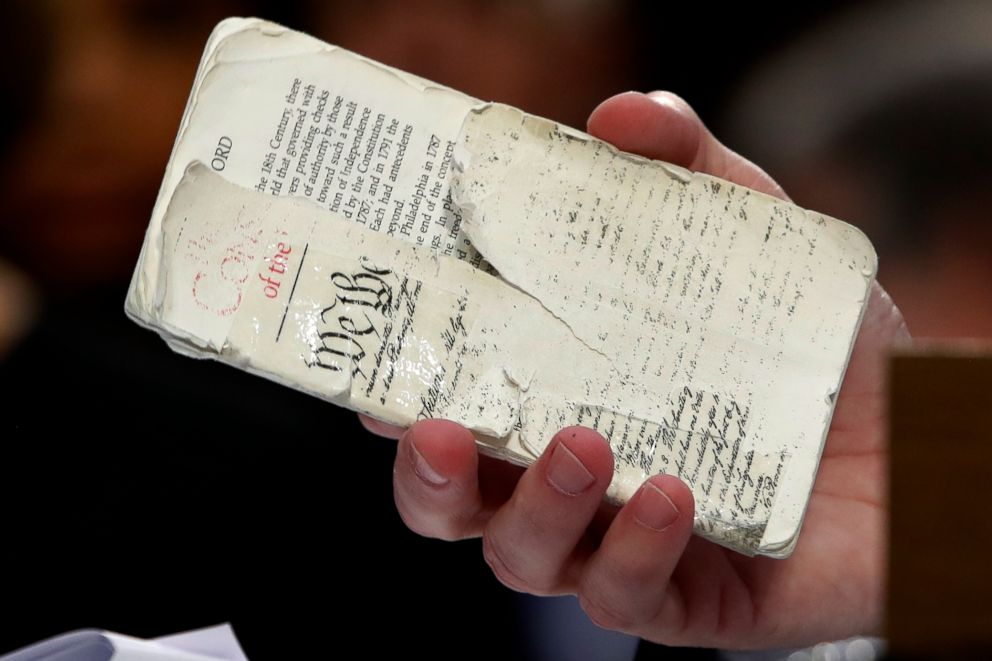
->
[888,349,992,657]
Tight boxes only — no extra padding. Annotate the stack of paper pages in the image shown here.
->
[126,18,876,557]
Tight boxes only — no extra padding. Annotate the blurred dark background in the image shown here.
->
[0,0,989,658]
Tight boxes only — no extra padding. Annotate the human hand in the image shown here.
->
[361,91,910,649]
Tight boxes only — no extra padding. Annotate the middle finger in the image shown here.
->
[482,426,615,595]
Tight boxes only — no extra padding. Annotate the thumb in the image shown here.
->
[587,91,789,201]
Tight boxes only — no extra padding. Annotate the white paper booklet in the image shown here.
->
[126,18,875,557]
[0,624,248,661]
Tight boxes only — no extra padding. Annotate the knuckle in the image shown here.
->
[507,490,565,541]
[481,534,529,592]
[433,517,470,542]
[511,500,545,538]
[394,490,465,541]
[604,557,657,590]
[578,592,641,633]
[481,533,559,594]
[394,498,436,539]
[392,465,483,542]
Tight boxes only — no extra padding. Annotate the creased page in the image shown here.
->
[450,105,876,555]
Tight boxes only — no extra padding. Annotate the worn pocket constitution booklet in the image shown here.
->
[126,18,876,557]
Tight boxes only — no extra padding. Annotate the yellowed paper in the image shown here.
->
[127,19,875,557]
[452,105,875,555]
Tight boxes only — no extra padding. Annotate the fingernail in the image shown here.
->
[409,438,449,486]
[634,482,680,531]
[547,442,595,495]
